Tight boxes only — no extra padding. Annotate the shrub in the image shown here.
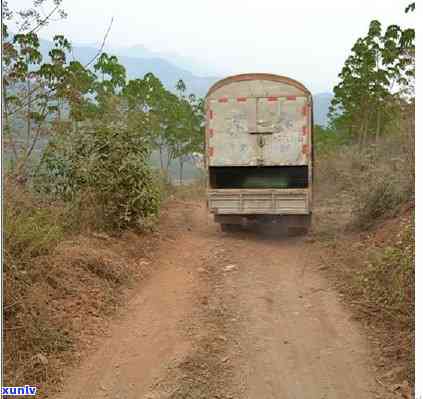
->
[350,135,414,229]
[315,131,414,230]
[361,220,414,313]
[351,218,414,382]
[352,174,409,228]
[4,186,65,260]
[172,177,206,201]
[314,124,350,155]
[3,185,72,391]
[2,183,144,393]
[36,116,162,230]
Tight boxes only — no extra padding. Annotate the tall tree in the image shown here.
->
[329,18,414,146]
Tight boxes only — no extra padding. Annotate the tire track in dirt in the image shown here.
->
[146,240,243,398]
[219,233,393,398]
[57,202,217,399]
[58,201,394,399]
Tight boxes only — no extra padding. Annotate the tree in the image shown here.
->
[3,0,67,33]
[329,18,415,146]
[166,81,204,184]
[405,2,415,13]
[3,0,205,190]
[122,73,172,168]
[3,28,73,175]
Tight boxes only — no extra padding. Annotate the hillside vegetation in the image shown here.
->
[37,37,334,125]
[312,4,414,391]
[37,37,219,97]
[3,0,205,393]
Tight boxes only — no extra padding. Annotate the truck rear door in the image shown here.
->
[207,95,309,166]
[258,96,309,165]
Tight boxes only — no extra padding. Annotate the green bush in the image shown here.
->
[36,117,162,230]
[314,124,350,154]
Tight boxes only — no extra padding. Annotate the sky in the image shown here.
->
[9,0,416,93]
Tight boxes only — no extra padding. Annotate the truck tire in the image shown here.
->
[287,226,309,236]
[220,223,240,233]
[287,215,311,236]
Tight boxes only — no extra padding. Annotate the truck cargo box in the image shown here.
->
[205,73,313,230]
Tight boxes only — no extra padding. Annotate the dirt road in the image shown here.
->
[58,201,392,399]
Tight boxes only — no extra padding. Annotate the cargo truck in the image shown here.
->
[205,73,313,233]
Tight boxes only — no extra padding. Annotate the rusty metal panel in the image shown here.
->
[208,98,258,166]
[208,93,309,166]
[208,189,309,215]
[206,73,311,98]
[207,77,307,100]
[256,98,279,133]
[261,96,309,165]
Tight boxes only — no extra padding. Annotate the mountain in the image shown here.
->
[312,92,333,127]
[109,44,221,77]
[39,38,332,123]
[39,38,219,96]
[108,44,157,59]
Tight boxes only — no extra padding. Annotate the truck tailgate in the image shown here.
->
[208,189,310,215]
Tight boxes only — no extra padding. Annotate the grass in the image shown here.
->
[3,187,74,394]
[313,127,414,388]
[170,177,206,201]
[314,131,414,232]
[319,214,414,384]
[2,183,161,396]
[4,187,66,259]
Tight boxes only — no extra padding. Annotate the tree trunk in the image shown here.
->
[375,106,381,143]
[57,98,62,121]
[159,146,164,170]
[362,116,369,148]
[359,101,373,149]
[358,118,366,150]
[179,158,184,185]
[166,153,172,172]
[26,79,31,148]
[2,85,18,161]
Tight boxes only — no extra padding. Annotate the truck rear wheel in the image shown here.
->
[220,223,241,233]
[287,214,311,236]
[287,226,309,236]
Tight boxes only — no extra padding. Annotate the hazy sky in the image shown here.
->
[10,0,416,93]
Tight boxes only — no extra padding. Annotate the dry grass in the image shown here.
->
[171,178,206,201]
[314,131,414,234]
[2,186,159,397]
[2,172,190,396]
[318,210,414,385]
[313,120,414,389]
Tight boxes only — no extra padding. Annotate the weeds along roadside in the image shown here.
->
[3,20,205,393]
[2,118,181,396]
[313,123,414,388]
[3,142,206,396]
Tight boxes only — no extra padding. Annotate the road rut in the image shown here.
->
[58,201,391,399]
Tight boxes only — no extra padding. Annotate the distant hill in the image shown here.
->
[39,39,219,96]
[107,44,221,77]
[38,38,332,125]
